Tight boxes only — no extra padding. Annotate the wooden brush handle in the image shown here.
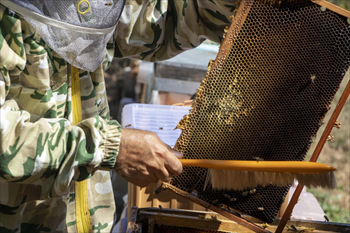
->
[178,159,335,174]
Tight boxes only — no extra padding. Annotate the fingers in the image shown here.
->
[118,169,158,188]
[164,148,183,177]
[132,179,151,188]
[154,167,171,182]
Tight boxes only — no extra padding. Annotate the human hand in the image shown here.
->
[114,128,183,187]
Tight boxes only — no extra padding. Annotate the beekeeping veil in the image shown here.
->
[2,0,125,72]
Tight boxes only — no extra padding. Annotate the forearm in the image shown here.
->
[0,99,121,204]
[114,0,238,60]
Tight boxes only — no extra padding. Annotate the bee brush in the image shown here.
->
[178,159,336,190]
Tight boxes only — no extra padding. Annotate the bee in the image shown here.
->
[327,133,334,142]
[242,109,249,116]
[158,205,162,210]
[223,194,231,198]
[212,199,219,204]
[224,26,229,33]
[324,215,329,222]
[223,31,227,39]
[105,2,113,6]
[210,215,218,221]
[280,197,286,204]
[198,214,206,220]
[125,124,132,128]
[208,59,214,69]
[234,212,241,217]
[242,191,248,196]
[229,197,237,202]
[249,189,256,194]
[252,157,264,162]
[310,136,317,143]
[334,120,341,129]
[257,207,264,211]
[311,75,316,83]
[158,127,163,130]
[132,224,139,232]
[261,223,269,229]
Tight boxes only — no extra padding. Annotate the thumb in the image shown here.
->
[169,148,183,159]
[164,148,183,177]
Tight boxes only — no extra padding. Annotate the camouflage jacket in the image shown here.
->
[0,0,236,232]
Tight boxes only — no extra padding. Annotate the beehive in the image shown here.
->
[171,0,350,223]
[128,207,350,233]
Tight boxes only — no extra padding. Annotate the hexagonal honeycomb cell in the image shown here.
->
[171,0,350,223]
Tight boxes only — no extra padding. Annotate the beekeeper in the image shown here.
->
[0,0,236,232]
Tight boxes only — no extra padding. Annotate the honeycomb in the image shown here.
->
[172,0,350,223]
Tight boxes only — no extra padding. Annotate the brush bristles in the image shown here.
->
[207,169,337,191]
[296,172,336,189]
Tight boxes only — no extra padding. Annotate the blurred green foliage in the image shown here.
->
[308,189,350,223]
[328,0,349,10]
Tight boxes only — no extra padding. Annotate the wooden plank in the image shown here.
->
[157,182,271,233]
[271,218,350,232]
[155,63,207,82]
[138,211,242,232]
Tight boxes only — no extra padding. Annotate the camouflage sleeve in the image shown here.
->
[0,75,120,204]
[114,0,238,61]
[0,5,121,206]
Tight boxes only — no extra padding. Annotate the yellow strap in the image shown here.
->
[71,66,93,233]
